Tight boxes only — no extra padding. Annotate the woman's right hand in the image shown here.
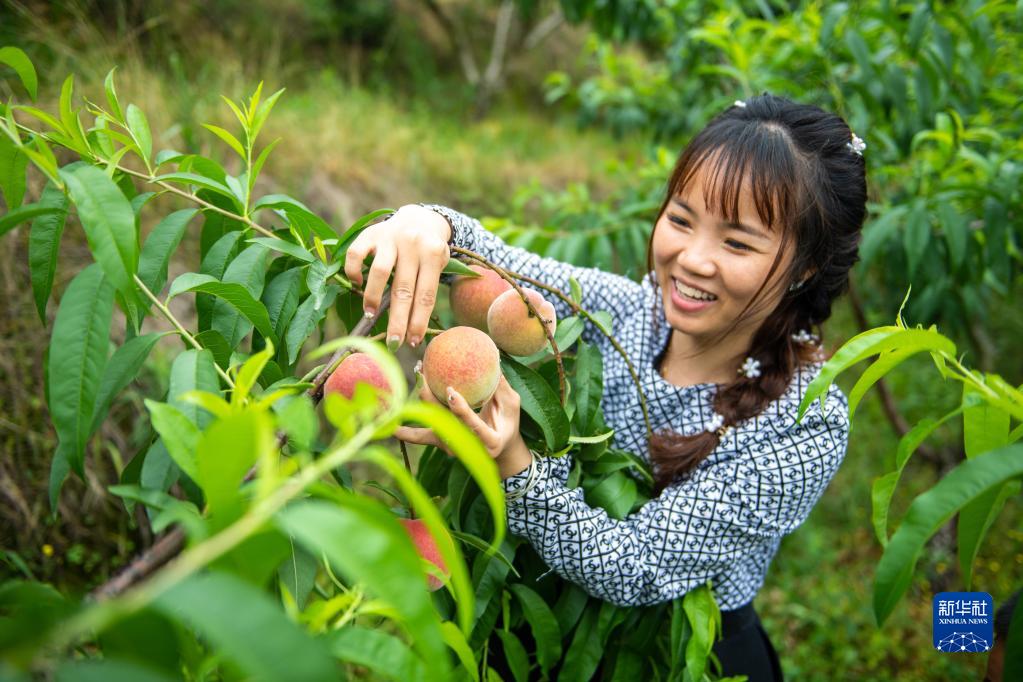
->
[343,204,452,349]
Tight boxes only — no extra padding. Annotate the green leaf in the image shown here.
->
[870,397,978,546]
[958,384,1012,589]
[55,659,179,682]
[572,340,603,432]
[285,285,339,365]
[683,585,719,682]
[125,104,152,164]
[47,263,114,479]
[584,471,637,519]
[442,258,480,278]
[0,202,63,238]
[0,46,38,100]
[569,276,583,305]
[168,349,221,428]
[138,208,198,297]
[0,131,28,208]
[439,621,479,682]
[1005,595,1023,682]
[306,259,341,310]
[145,400,200,482]
[508,583,561,675]
[59,164,139,306]
[247,236,316,263]
[103,67,123,121]
[251,194,335,242]
[560,602,613,682]
[903,205,930,279]
[847,346,920,420]
[874,444,1023,625]
[495,629,529,682]
[277,499,452,679]
[329,626,429,682]
[28,183,70,323]
[90,333,164,434]
[502,356,570,450]
[262,267,303,340]
[334,207,393,255]
[154,572,335,681]
[197,409,273,527]
[155,172,241,209]
[211,245,269,348]
[195,329,232,370]
[250,87,284,143]
[798,327,956,420]
[168,272,276,343]
[202,123,246,159]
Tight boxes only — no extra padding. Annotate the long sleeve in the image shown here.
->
[421,203,646,347]
[501,384,850,608]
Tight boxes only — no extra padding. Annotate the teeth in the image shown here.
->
[674,279,717,301]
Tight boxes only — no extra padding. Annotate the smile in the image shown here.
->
[673,278,717,301]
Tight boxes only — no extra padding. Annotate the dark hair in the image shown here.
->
[995,590,1020,640]
[645,93,867,494]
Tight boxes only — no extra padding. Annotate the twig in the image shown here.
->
[452,246,653,441]
[133,275,234,387]
[451,248,566,405]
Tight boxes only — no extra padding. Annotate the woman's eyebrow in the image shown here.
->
[671,198,770,240]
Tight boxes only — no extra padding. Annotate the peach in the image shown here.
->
[449,265,511,330]
[323,352,391,400]
[422,326,501,409]
[398,517,449,592]
[486,288,557,356]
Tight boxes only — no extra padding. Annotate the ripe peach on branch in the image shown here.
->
[422,326,501,409]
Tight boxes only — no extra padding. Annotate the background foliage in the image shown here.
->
[1,1,1021,680]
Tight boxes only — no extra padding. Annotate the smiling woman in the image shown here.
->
[348,93,868,682]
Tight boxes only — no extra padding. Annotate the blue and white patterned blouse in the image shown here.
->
[424,204,850,610]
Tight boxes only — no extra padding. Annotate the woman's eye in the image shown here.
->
[726,239,753,251]
[668,215,690,228]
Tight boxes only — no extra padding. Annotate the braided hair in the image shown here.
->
[646,94,867,495]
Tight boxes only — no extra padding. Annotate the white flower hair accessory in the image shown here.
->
[734,99,747,108]
[847,133,866,156]
[705,411,725,434]
[791,329,820,344]
[739,356,761,379]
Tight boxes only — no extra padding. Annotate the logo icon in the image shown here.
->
[933,592,993,653]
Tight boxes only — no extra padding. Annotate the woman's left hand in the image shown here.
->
[396,374,526,466]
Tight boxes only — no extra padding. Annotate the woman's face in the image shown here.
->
[651,162,794,348]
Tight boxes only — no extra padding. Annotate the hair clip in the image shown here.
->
[791,329,820,344]
[705,412,725,434]
[739,356,761,379]
[847,133,866,156]
[733,100,747,108]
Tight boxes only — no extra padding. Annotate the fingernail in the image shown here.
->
[446,386,455,402]
[409,336,420,348]
[387,335,400,351]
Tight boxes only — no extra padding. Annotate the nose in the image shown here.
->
[675,232,718,278]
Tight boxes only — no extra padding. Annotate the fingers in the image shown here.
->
[405,242,447,348]
[343,232,375,288]
[446,387,500,451]
[394,425,442,449]
[360,242,396,316]
[385,250,420,347]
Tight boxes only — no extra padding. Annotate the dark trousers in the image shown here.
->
[712,602,785,682]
